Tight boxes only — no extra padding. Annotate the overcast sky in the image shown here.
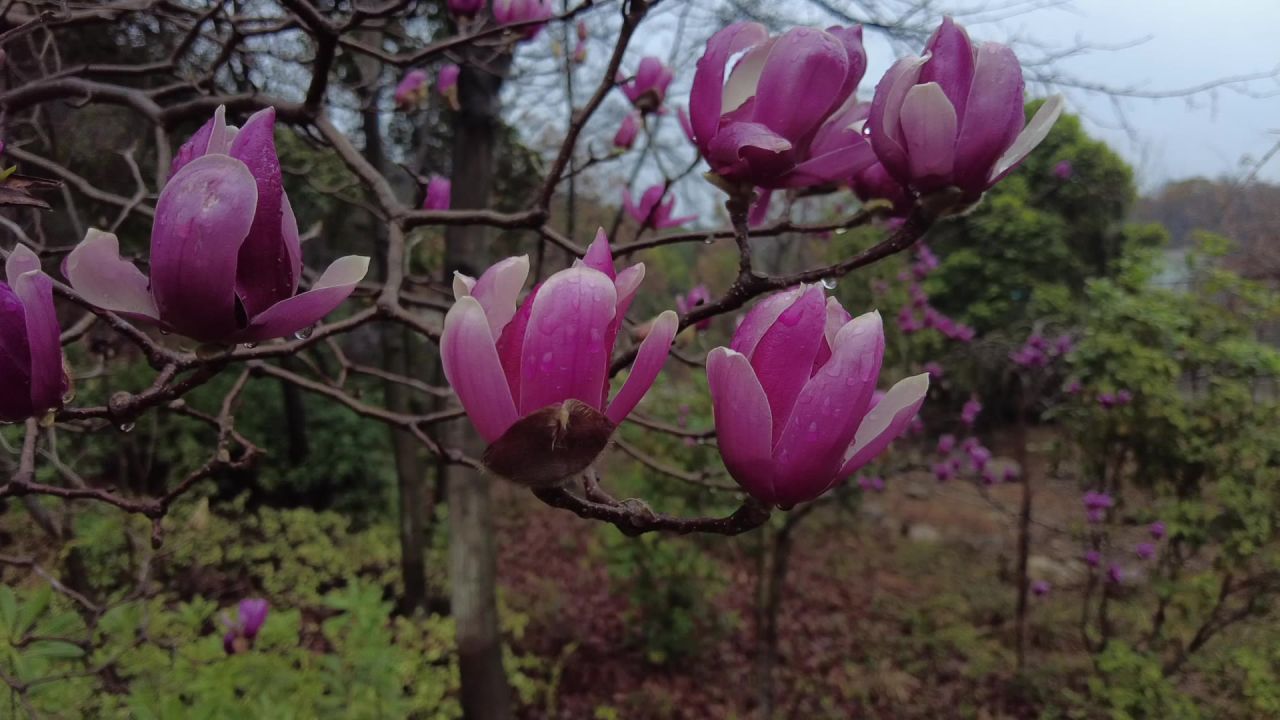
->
[867,0,1280,190]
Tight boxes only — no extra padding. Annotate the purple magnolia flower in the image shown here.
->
[1149,521,1166,540]
[936,433,956,455]
[676,284,713,331]
[437,63,461,111]
[1107,565,1124,585]
[933,460,955,482]
[1135,542,1156,561]
[447,0,486,19]
[617,56,674,114]
[867,17,1064,204]
[1031,580,1051,597]
[1003,465,1021,483]
[1097,392,1117,409]
[614,113,640,150]
[394,69,430,110]
[1083,549,1101,568]
[1116,389,1133,405]
[689,23,876,190]
[1065,379,1083,395]
[423,175,451,211]
[493,0,554,40]
[923,361,944,378]
[222,598,269,655]
[707,288,928,508]
[442,230,678,486]
[623,184,697,230]
[961,397,982,426]
[1,245,67,423]
[1083,491,1113,523]
[1053,159,1073,180]
[897,306,922,334]
[64,107,369,346]
[967,444,992,472]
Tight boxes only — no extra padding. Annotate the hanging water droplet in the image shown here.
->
[159,329,171,336]
[294,325,315,340]
[820,277,838,290]
[243,342,257,349]
[834,228,848,236]
[118,422,135,433]
[703,237,714,245]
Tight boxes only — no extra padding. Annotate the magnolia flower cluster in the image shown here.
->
[443,238,929,507]
[686,17,1061,217]
[894,244,974,341]
[2,106,369,425]
[395,64,460,112]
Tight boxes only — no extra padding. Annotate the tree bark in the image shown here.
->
[354,63,433,614]
[444,52,515,720]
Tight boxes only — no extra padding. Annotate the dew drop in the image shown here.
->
[294,325,315,340]
[820,277,838,290]
[243,342,257,349]
[703,238,714,245]
[118,422,136,433]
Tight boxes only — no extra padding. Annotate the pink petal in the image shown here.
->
[705,121,794,183]
[868,55,927,185]
[749,285,827,442]
[730,287,804,358]
[0,283,33,421]
[9,258,65,415]
[838,373,931,477]
[752,28,850,143]
[581,227,616,280]
[988,95,1065,184]
[441,296,520,443]
[690,22,770,146]
[706,347,776,505]
[169,105,237,178]
[470,255,530,338]
[606,310,677,424]
[63,229,159,323]
[150,154,259,343]
[778,138,876,188]
[900,83,958,188]
[812,296,854,371]
[229,108,296,318]
[771,312,884,506]
[496,282,540,404]
[233,256,370,343]
[599,262,645,406]
[919,17,975,119]
[826,25,867,101]
[722,39,775,114]
[953,42,1026,193]
[518,267,617,414]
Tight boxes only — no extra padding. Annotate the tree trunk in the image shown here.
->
[443,53,514,720]
[355,72,433,614]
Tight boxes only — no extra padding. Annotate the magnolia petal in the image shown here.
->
[233,256,370,343]
[518,267,617,414]
[441,296,520,443]
[989,95,1065,184]
[868,55,927,185]
[63,229,159,323]
[752,28,850,143]
[750,285,827,442]
[453,272,477,299]
[900,83,959,187]
[706,121,794,183]
[730,286,804,358]
[919,17,975,118]
[599,262,646,407]
[606,310,677,425]
[496,281,539,403]
[11,266,65,415]
[151,154,259,343]
[771,311,884,506]
[954,42,1026,193]
[722,38,775,114]
[690,22,770,145]
[812,296,855,372]
[471,255,531,339]
[778,138,876,188]
[707,347,776,505]
[581,227,616,279]
[229,108,293,318]
[169,105,236,177]
[0,283,33,421]
[838,372,931,478]
[826,25,868,101]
